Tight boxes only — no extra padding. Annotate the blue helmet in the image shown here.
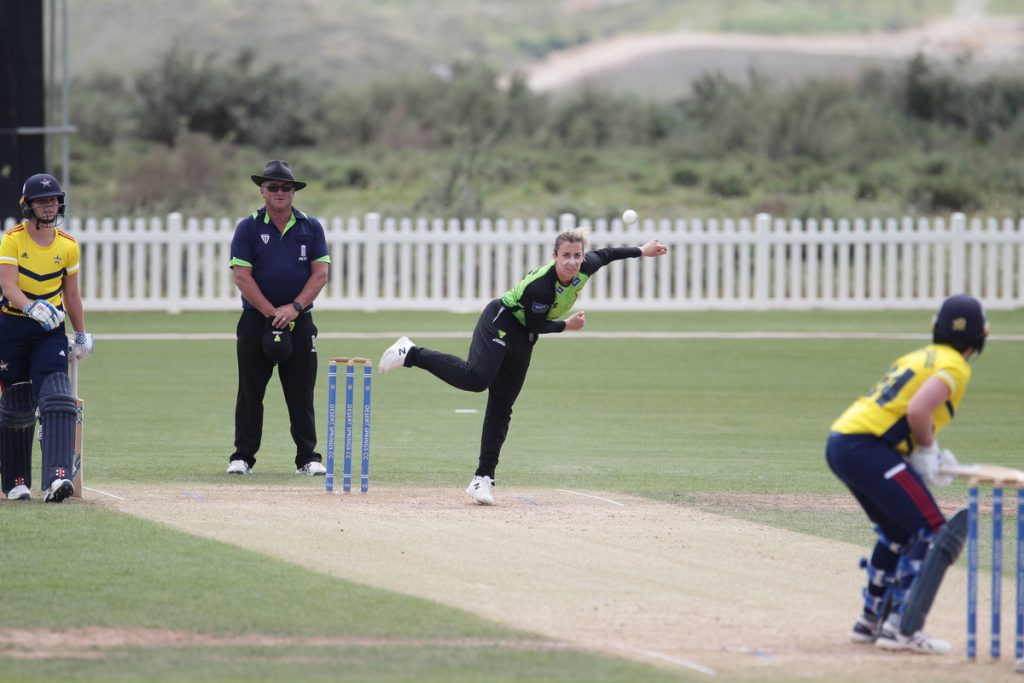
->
[19,173,66,222]
[933,294,988,355]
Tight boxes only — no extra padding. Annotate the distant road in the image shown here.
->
[525,13,1024,97]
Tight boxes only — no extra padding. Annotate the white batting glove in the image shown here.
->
[23,300,65,331]
[909,442,957,488]
[73,331,94,361]
[933,449,958,488]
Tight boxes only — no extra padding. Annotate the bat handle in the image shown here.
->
[69,356,79,396]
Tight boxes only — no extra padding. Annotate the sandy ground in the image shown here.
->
[525,11,1024,96]
[58,483,1022,682]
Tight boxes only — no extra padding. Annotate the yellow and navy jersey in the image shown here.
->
[500,246,641,334]
[831,344,971,454]
[0,223,80,317]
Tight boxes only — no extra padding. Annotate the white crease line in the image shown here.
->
[615,644,716,676]
[555,489,625,506]
[83,486,126,500]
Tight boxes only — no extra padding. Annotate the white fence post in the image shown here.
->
[167,212,183,314]
[754,213,771,308]
[363,212,381,311]
[949,212,966,295]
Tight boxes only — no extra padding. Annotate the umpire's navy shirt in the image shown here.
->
[229,207,330,309]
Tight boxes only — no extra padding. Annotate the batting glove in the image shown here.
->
[73,331,94,361]
[23,300,65,331]
[933,448,958,487]
[909,442,957,488]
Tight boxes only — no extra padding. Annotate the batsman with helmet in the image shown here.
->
[0,173,94,502]
[826,295,989,653]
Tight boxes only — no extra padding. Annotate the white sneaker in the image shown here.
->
[379,336,414,373]
[226,460,252,475]
[466,475,495,505]
[876,618,951,654]
[6,485,31,501]
[43,479,74,503]
[297,461,327,476]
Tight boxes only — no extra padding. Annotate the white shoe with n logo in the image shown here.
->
[379,336,414,373]
[465,475,495,505]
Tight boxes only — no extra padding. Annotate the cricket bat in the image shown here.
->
[939,462,1024,485]
[69,353,84,498]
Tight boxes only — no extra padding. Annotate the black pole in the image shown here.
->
[0,0,46,216]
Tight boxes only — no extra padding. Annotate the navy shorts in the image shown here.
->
[0,313,69,398]
[826,432,945,544]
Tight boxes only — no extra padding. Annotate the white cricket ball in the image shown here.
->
[622,209,638,225]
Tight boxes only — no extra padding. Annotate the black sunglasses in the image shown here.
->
[264,184,294,193]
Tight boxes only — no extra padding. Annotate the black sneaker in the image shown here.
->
[43,479,74,503]
[850,614,880,644]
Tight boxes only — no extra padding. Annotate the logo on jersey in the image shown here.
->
[491,337,507,347]
[531,302,549,313]
[299,245,307,261]
[571,276,581,286]
[0,360,7,372]
[261,234,270,244]
[53,256,62,264]
[21,252,28,259]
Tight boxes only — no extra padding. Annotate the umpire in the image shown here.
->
[226,160,331,476]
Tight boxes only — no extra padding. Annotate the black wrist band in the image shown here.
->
[291,301,303,313]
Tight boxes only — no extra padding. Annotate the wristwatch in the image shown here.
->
[291,301,304,314]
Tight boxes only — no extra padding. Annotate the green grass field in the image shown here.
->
[2,308,1022,682]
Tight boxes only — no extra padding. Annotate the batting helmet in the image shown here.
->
[19,173,66,221]
[933,294,988,355]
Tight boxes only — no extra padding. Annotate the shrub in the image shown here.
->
[707,173,751,198]
[670,167,701,187]
[908,177,981,213]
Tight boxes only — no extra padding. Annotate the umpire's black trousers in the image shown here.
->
[409,298,536,480]
[232,308,320,469]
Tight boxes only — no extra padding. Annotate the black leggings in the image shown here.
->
[409,299,535,479]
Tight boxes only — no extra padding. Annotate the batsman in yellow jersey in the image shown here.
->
[827,295,988,654]
[0,173,94,502]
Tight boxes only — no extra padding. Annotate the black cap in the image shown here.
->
[262,319,294,364]
[251,159,307,191]
[933,294,989,355]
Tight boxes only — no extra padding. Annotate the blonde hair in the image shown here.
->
[554,226,590,253]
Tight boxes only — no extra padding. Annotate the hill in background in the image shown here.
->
[67,0,1024,98]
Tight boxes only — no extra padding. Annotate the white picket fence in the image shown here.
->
[4,212,1023,312]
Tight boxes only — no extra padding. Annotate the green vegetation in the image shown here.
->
[65,45,1024,221]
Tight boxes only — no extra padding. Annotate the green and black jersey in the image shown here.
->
[500,246,642,334]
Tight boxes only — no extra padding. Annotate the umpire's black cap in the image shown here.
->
[262,319,294,364]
